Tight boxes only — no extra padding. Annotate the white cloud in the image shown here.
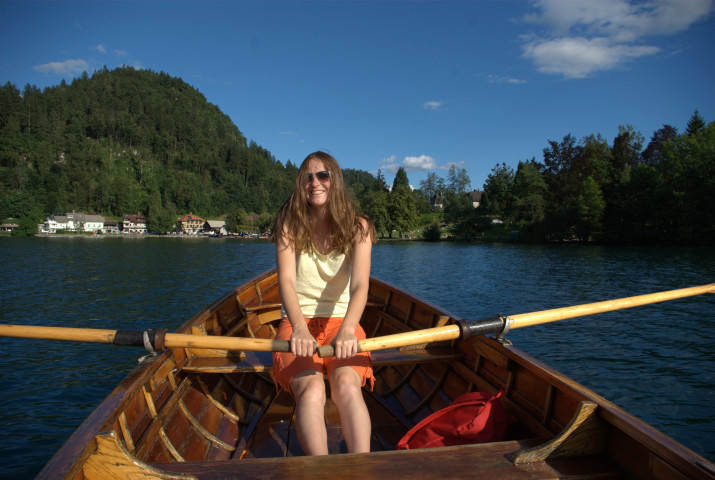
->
[379,154,440,174]
[379,155,400,173]
[423,101,442,110]
[114,49,128,57]
[33,59,89,75]
[94,44,106,54]
[487,74,527,84]
[522,0,713,78]
[403,155,437,171]
[523,36,659,78]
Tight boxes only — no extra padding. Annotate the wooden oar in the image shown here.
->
[0,325,291,353]
[317,282,715,357]
[1,283,712,357]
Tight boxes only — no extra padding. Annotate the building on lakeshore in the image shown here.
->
[122,214,147,234]
[0,222,18,233]
[74,213,105,233]
[468,190,483,208]
[40,211,104,233]
[178,213,205,235]
[104,221,120,234]
[203,220,227,237]
[42,214,71,233]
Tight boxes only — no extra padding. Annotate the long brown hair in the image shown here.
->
[272,151,375,257]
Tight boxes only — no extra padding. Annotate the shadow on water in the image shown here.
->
[0,237,713,476]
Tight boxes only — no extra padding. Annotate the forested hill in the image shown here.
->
[0,67,312,229]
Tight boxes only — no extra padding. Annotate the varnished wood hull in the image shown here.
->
[38,269,715,479]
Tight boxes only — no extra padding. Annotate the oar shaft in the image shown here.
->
[0,325,119,343]
[508,283,715,329]
[164,333,289,352]
[0,324,291,352]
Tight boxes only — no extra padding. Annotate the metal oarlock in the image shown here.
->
[496,316,512,346]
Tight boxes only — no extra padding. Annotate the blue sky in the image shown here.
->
[1,0,713,189]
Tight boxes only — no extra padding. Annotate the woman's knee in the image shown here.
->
[291,373,326,406]
[329,368,362,404]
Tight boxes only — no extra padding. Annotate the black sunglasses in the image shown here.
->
[304,170,330,183]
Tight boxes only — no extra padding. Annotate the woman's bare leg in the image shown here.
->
[290,371,328,455]
[329,366,371,453]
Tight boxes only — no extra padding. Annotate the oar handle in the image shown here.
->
[316,324,463,358]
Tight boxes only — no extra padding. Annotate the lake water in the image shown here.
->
[1,237,713,478]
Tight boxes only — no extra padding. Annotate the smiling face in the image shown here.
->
[303,158,332,209]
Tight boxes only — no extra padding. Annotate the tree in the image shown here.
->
[447,165,471,194]
[387,187,418,237]
[391,167,410,192]
[419,171,439,207]
[611,125,644,171]
[575,176,605,241]
[422,222,441,241]
[481,163,514,218]
[374,169,389,192]
[361,190,390,236]
[510,160,547,229]
[642,125,678,166]
[686,110,705,136]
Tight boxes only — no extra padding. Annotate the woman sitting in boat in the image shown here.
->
[271,151,377,455]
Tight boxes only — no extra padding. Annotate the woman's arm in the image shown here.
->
[276,231,316,357]
[334,218,373,359]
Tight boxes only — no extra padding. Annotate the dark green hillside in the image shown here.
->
[0,67,297,228]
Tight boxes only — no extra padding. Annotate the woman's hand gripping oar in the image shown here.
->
[316,282,715,357]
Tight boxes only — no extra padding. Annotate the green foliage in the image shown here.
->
[360,190,390,236]
[422,222,441,241]
[510,160,547,229]
[391,167,410,192]
[447,165,471,194]
[387,186,418,237]
[575,176,605,241]
[686,110,705,136]
[2,67,709,245]
[0,67,293,223]
[481,163,514,217]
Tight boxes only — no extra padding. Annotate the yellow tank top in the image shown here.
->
[284,248,351,318]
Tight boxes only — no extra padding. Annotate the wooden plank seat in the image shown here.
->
[180,347,463,374]
[152,439,622,480]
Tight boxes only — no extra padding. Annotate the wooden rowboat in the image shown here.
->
[36,269,715,479]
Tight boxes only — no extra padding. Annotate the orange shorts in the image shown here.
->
[272,317,375,397]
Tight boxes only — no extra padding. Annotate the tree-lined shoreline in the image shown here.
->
[1,67,712,244]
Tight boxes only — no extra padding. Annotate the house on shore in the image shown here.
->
[104,221,120,234]
[123,214,147,234]
[41,212,104,233]
[42,215,71,233]
[178,213,205,235]
[203,220,227,236]
[0,222,18,233]
[468,190,483,208]
[75,213,105,233]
